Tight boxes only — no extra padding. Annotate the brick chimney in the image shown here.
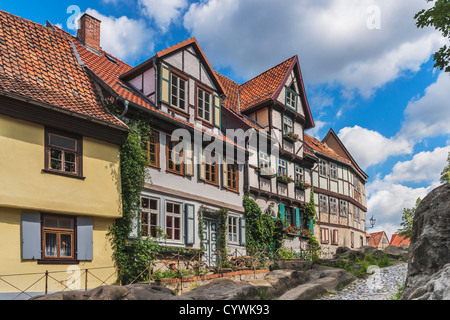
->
[77,13,101,52]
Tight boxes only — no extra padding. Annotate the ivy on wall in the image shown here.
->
[105,109,154,284]
[217,208,229,268]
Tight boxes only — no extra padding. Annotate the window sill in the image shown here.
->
[165,169,185,178]
[42,169,85,180]
[38,259,79,265]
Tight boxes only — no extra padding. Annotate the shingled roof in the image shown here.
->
[0,10,126,129]
[304,134,352,165]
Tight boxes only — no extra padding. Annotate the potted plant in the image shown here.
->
[258,166,276,179]
[277,173,294,184]
[284,225,301,236]
[283,131,299,143]
[295,179,311,190]
[300,229,313,238]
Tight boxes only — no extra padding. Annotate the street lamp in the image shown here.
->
[367,215,376,229]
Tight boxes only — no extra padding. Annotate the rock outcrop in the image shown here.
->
[402,184,450,300]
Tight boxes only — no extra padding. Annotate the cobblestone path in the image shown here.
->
[318,263,408,300]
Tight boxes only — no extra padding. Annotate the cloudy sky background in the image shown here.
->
[4,0,449,239]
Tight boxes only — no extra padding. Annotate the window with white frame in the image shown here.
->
[259,151,270,169]
[197,87,212,122]
[140,197,159,238]
[171,74,187,111]
[295,166,304,183]
[339,200,348,217]
[319,159,327,177]
[330,197,338,215]
[278,158,287,176]
[319,194,328,213]
[283,116,293,135]
[330,162,338,180]
[165,201,182,241]
[285,87,297,110]
[228,216,238,244]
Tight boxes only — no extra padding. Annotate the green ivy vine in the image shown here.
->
[106,109,154,284]
[216,208,229,268]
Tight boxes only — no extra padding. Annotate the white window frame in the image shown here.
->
[259,151,270,169]
[165,201,183,242]
[339,200,348,217]
[283,115,293,134]
[319,159,328,177]
[295,165,304,183]
[228,216,239,244]
[278,158,287,176]
[319,194,328,214]
[171,74,187,111]
[330,162,338,180]
[197,87,212,123]
[329,197,338,215]
[140,196,159,238]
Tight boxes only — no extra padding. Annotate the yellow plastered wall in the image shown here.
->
[0,114,122,218]
[0,207,117,294]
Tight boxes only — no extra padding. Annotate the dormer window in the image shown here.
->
[285,86,297,110]
[197,87,212,123]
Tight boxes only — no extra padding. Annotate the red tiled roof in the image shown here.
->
[239,57,295,112]
[214,71,240,113]
[368,231,388,248]
[0,10,126,128]
[304,134,352,165]
[51,28,241,149]
[390,234,410,246]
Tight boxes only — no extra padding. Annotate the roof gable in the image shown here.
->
[322,128,368,180]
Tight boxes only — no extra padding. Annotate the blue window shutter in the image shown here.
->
[279,204,285,220]
[77,217,93,261]
[309,219,314,234]
[21,212,41,260]
[185,204,195,245]
[239,217,246,246]
[294,208,301,235]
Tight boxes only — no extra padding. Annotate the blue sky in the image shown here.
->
[3,0,449,238]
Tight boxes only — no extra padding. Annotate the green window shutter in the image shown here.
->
[160,65,171,104]
[279,204,285,220]
[185,204,195,245]
[294,208,301,236]
[309,218,314,234]
[213,94,221,129]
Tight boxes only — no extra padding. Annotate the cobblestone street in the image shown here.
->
[318,263,408,300]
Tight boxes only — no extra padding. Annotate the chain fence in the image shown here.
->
[0,245,330,299]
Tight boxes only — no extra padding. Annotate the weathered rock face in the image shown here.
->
[402,184,450,300]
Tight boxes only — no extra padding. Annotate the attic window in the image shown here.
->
[105,54,117,64]
[285,86,297,111]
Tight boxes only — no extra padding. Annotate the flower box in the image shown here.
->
[284,225,301,236]
[283,131,299,143]
[295,180,311,190]
[300,229,313,238]
[277,174,294,184]
[259,167,276,179]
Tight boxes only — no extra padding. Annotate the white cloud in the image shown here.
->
[384,146,450,184]
[183,0,445,97]
[337,126,413,170]
[399,72,450,141]
[306,120,327,140]
[139,0,188,32]
[84,9,154,63]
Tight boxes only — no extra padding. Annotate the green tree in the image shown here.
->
[440,151,450,183]
[415,0,450,72]
[397,198,422,238]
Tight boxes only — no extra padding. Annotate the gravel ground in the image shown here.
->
[318,263,408,300]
